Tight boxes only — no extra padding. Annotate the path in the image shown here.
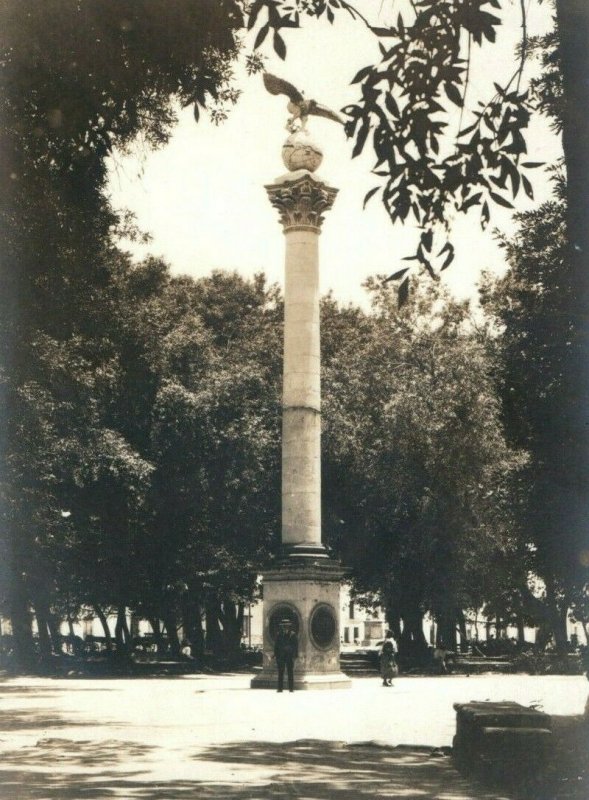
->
[0,673,585,799]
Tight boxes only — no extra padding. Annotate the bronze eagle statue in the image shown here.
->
[263,73,344,133]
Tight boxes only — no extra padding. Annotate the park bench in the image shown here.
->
[451,654,514,674]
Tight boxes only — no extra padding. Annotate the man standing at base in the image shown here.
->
[274,619,299,692]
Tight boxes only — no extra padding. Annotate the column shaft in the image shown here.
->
[265,172,337,554]
[282,227,321,547]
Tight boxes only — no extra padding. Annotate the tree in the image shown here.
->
[0,1,241,666]
[144,270,283,658]
[2,0,587,666]
[0,226,284,667]
[0,0,242,348]
[321,282,525,658]
[59,266,283,660]
[247,1,560,272]
[480,193,587,648]
[478,13,588,648]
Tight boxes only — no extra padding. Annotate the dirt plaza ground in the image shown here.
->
[0,672,585,799]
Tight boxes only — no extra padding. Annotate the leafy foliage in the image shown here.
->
[321,281,526,653]
[145,271,283,626]
[246,0,542,290]
[1,0,240,182]
[480,195,588,647]
[2,0,586,666]
[0,1,245,664]
[0,253,285,662]
[478,12,589,649]
[528,25,564,133]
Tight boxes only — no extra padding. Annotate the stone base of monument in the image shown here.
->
[250,671,352,690]
[250,559,352,691]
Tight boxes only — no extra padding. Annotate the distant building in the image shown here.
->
[340,592,386,648]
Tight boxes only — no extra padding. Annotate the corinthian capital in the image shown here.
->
[266,174,338,233]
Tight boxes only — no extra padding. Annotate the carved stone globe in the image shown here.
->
[282,129,323,173]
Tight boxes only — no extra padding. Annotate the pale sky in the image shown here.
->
[107,2,562,307]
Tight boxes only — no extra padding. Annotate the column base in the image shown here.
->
[279,543,331,562]
[251,671,352,691]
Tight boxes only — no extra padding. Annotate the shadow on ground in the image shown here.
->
[0,708,98,732]
[0,683,116,732]
[0,738,511,799]
[529,716,589,800]
[0,685,115,694]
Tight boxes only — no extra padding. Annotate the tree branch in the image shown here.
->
[516,0,528,92]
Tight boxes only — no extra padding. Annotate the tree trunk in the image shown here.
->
[33,589,62,660]
[30,585,52,661]
[92,602,113,652]
[114,606,131,659]
[556,0,589,297]
[550,605,569,653]
[162,607,181,659]
[385,607,402,642]
[544,580,569,653]
[516,615,526,646]
[555,0,589,599]
[129,613,140,639]
[182,590,204,659]
[34,611,53,662]
[457,610,468,653]
[9,574,36,670]
[437,612,457,650]
[47,613,61,653]
[65,617,83,656]
[398,603,428,663]
[191,613,205,659]
[220,598,244,657]
[536,619,552,651]
[121,611,131,644]
[148,617,166,655]
[205,602,223,656]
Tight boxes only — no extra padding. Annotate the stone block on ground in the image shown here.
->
[453,701,552,786]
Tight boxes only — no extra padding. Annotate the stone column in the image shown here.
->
[251,141,350,689]
[266,174,337,557]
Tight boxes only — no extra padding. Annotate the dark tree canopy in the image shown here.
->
[481,193,587,647]
[0,0,240,182]
[321,283,525,655]
[246,0,552,283]
[1,0,588,667]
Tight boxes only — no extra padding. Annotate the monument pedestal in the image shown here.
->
[251,558,351,690]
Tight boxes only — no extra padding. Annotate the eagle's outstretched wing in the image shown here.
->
[310,102,344,125]
[263,73,304,104]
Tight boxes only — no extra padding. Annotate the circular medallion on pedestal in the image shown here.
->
[268,603,300,642]
[309,603,337,650]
